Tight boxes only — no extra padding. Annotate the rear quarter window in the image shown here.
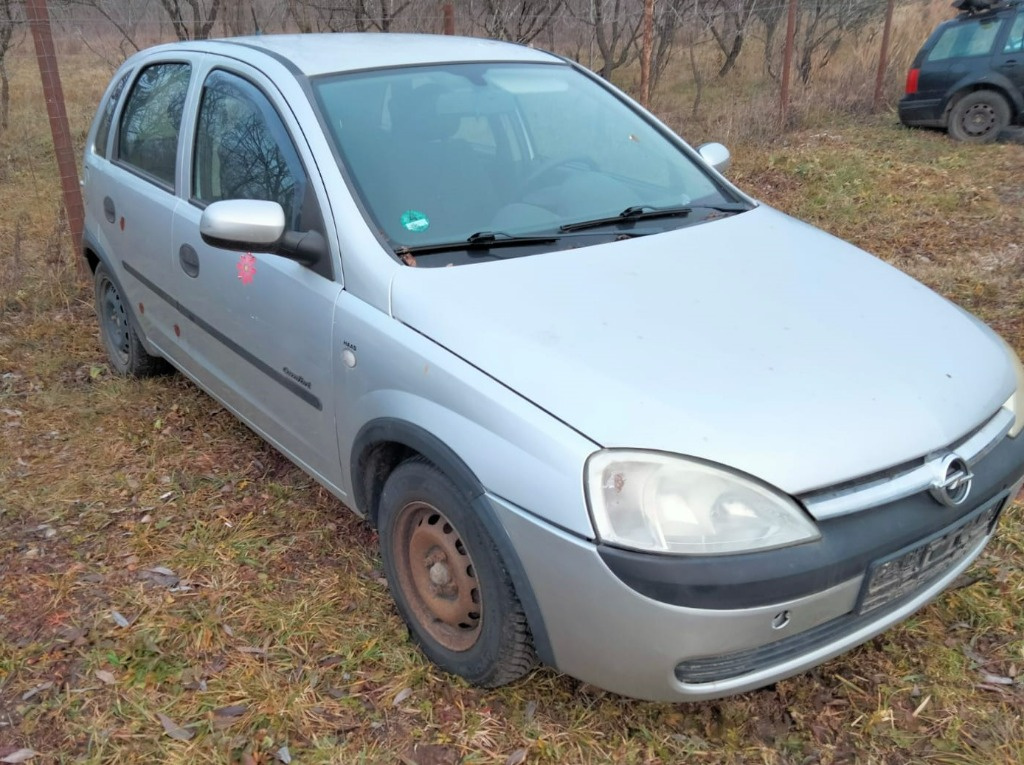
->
[926,18,1003,62]
[93,71,130,159]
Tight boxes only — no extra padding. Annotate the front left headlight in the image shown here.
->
[585,450,820,555]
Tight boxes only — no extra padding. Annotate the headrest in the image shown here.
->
[390,84,459,142]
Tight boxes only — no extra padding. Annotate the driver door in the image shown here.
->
[170,64,344,486]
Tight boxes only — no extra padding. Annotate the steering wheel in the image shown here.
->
[518,155,598,198]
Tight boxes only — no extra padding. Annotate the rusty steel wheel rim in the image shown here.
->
[392,501,482,652]
[962,102,996,137]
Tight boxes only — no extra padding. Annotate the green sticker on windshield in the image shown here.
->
[401,210,430,233]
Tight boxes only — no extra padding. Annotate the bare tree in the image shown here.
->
[758,0,887,84]
[794,0,886,84]
[568,0,644,80]
[0,0,19,130]
[647,0,690,94]
[60,0,153,58]
[697,0,759,77]
[158,0,224,40]
[469,0,562,44]
[287,0,411,32]
[222,0,251,34]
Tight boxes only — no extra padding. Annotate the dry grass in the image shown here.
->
[2,21,1024,764]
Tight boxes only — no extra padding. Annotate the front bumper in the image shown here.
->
[492,432,1024,702]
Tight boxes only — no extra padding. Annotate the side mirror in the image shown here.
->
[697,142,731,174]
[199,199,325,267]
[200,199,285,251]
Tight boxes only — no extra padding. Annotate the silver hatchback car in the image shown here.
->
[83,34,1024,702]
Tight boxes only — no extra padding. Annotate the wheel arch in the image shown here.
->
[943,81,1023,124]
[351,417,555,666]
[84,233,160,357]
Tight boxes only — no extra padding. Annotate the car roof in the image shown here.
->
[153,33,564,77]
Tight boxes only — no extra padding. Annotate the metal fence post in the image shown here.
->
[25,0,86,279]
[874,0,896,111]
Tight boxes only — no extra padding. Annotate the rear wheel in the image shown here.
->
[948,91,1010,143]
[94,262,166,377]
[378,458,537,687]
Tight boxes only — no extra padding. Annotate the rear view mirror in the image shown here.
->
[697,142,731,174]
[200,199,286,252]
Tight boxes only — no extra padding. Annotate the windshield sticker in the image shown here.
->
[401,210,430,233]
[236,253,257,285]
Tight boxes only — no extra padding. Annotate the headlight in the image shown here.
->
[999,338,1024,438]
[585,451,820,555]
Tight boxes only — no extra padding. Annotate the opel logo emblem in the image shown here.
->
[930,454,973,507]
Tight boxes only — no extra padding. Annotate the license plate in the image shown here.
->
[859,499,1004,614]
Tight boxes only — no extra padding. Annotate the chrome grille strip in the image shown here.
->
[802,408,1013,520]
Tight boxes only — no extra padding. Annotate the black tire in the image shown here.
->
[378,457,537,687]
[948,91,1010,143]
[93,262,166,377]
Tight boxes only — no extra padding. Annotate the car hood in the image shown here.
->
[390,205,1014,495]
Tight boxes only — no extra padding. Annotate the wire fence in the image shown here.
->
[11,0,952,262]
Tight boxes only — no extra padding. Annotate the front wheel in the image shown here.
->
[378,458,537,687]
[948,91,1010,143]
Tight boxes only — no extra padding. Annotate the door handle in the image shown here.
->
[179,244,200,278]
[103,196,116,223]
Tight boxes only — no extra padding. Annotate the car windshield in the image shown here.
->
[313,62,743,260]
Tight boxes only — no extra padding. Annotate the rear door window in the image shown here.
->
[1004,12,1024,53]
[926,18,1003,61]
[117,63,191,188]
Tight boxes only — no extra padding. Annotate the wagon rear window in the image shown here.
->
[926,18,1001,61]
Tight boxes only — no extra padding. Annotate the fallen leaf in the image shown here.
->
[212,704,248,718]
[276,746,292,764]
[981,673,1014,685]
[524,699,537,723]
[393,687,413,706]
[157,713,195,741]
[506,748,529,765]
[1,749,38,763]
[110,611,130,628]
[147,565,177,577]
[21,682,53,701]
[94,670,116,685]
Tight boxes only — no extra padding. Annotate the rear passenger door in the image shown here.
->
[919,15,1003,97]
[102,60,196,362]
[170,63,344,486]
[993,11,1024,98]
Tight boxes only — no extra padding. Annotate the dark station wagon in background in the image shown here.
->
[900,0,1024,142]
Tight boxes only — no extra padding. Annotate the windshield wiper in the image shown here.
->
[559,202,749,233]
[402,230,560,256]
